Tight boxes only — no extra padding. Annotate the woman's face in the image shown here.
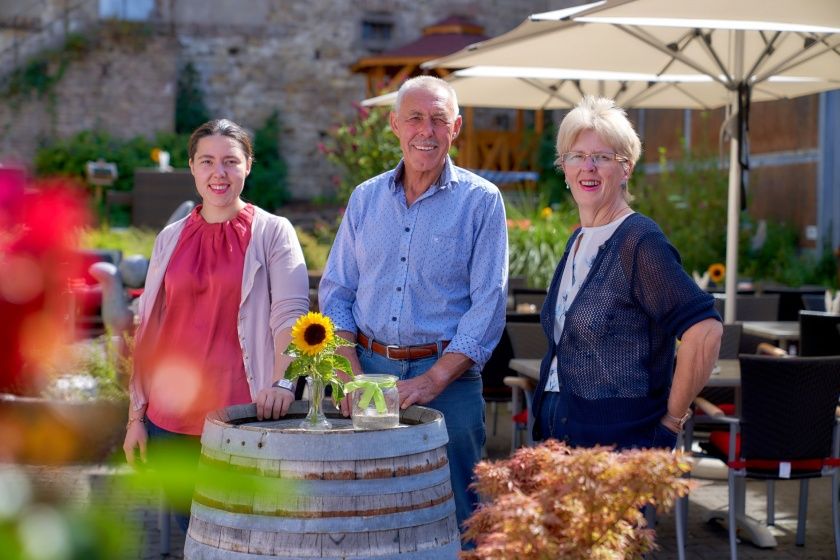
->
[189,134,251,213]
[561,129,631,216]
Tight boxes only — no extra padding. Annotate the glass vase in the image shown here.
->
[351,374,400,430]
[301,375,331,430]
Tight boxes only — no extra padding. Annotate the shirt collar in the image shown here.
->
[390,156,456,193]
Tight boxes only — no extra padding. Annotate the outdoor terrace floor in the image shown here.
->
[17,401,838,559]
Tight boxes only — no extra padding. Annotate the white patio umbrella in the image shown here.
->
[364,66,737,110]
[423,0,840,322]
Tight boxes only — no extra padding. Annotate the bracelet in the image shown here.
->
[665,410,691,429]
[271,378,295,392]
[126,416,146,429]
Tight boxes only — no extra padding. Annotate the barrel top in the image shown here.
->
[200,402,449,461]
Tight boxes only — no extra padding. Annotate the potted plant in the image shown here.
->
[1,334,129,464]
[462,440,692,559]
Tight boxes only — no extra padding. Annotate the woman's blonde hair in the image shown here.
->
[555,96,641,168]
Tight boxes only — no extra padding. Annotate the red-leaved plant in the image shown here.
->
[462,440,692,560]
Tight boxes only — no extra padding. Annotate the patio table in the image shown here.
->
[741,321,800,351]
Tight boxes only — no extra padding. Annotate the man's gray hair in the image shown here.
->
[394,76,459,117]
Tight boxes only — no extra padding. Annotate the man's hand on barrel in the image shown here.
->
[396,353,474,409]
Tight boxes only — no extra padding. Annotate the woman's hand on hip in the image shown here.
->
[256,386,294,420]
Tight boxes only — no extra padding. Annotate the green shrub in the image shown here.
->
[34,130,190,191]
[506,194,579,289]
[244,111,290,211]
[740,219,839,288]
[175,61,210,134]
[633,147,728,276]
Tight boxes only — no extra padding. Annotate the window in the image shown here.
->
[99,0,153,21]
[361,12,394,52]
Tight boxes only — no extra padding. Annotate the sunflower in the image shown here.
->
[150,147,161,163]
[291,312,335,356]
[708,263,726,284]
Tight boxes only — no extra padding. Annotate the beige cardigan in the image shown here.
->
[129,206,310,412]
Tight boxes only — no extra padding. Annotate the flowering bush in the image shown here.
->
[320,103,402,203]
[462,440,691,560]
[506,195,579,289]
[0,176,90,395]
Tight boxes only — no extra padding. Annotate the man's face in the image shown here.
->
[390,87,462,178]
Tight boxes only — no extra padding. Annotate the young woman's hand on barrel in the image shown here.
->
[255,385,294,420]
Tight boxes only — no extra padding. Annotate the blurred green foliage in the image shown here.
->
[34,129,191,201]
[244,111,290,211]
[79,226,157,258]
[506,194,579,289]
[174,61,210,135]
[633,147,728,276]
[740,218,838,288]
[322,104,403,203]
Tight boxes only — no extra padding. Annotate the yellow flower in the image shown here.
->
[708,263,726,283]
[540,207,553,219]
[150,148,161,163]
[291,312,335,356]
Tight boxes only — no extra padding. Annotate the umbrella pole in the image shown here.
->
[724,131,740,324]
[724,30,745,324]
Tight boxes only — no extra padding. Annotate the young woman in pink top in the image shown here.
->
[122,119,310,530]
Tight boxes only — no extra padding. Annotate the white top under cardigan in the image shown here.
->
[546,213,633,391]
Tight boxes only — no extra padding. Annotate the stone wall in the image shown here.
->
[0,0,550,199]
[171,0,551,199]
[0,29,177,163]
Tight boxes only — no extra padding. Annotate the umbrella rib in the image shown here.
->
[753,33,840,83]
[744,31,783,84]
[614,24,732,88]
[519,77,578,106]
[694,29,735,86]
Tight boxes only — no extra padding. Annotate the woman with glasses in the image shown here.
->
[531,96,722,450]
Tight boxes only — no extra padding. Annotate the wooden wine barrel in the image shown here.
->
[184,401,459,559]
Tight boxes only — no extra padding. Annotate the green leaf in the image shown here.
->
[330,354,353,376]
[315,359,334,381]
[372,389,387,414]
[284,359,307,380]
[330,381,345,404]
[359,384,377,409]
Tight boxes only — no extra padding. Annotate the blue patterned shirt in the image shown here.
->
[319,156,508,370]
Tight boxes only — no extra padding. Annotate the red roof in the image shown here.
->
[354,15,487,69]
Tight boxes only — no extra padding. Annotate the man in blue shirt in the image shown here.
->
[319,76,508,531]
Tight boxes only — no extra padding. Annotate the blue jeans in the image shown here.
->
[357,346,486,532]
[145,418,201,534]
[538,391,678,450]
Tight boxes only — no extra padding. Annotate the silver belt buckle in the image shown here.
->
[385,344,400,360]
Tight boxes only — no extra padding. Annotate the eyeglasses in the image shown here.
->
[561,151,628,167]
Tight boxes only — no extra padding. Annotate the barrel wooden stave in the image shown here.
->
[185,402,459,559]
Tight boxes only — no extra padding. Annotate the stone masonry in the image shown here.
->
[0,0,553,199]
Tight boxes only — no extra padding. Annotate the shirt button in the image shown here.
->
[396,287,402,291]
[404,227,410,232]
[391,317,397,321]
[561,417,567,424]
[400,257,406,262]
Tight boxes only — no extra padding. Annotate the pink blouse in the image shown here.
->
[143,204,254,435]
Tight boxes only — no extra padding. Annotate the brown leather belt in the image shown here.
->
[357,332,449,361]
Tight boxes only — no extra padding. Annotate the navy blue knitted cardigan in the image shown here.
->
[531,213,719,447]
